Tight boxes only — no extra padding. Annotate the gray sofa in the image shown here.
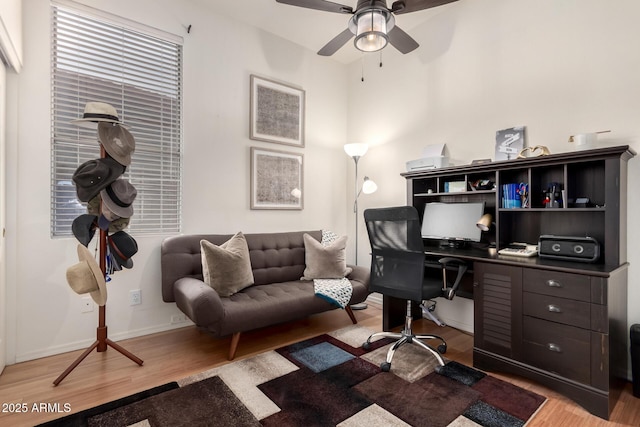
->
[161,230,370,359]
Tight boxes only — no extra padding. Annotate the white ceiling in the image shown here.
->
[192,0,460,64]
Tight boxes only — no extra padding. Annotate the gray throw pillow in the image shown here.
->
[301,233,352,280]
[200,232,254,297]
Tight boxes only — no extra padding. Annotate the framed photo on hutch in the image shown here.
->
[250,75,305,147]
[250,147,303,210]
[495,126,526,161]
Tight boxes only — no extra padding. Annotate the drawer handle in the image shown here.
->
[547,343,562,353]
[547,304,562,313]
[546,280,562,288]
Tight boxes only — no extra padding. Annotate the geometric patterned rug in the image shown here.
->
[40,325,546,427]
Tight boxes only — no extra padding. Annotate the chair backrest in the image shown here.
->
[364,206,426,302]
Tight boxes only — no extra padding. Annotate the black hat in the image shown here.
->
[72,157,125,202]
[72,214,98,246]
[107,231,138,269]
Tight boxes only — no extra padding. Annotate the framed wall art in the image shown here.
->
[251,147,303,210]
[250,75,305,147]
[495,126,526,161]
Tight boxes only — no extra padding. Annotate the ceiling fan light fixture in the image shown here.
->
[354,9,389,52]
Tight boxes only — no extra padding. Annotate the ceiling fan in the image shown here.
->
[275,0,458,56]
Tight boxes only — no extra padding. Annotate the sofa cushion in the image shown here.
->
[200,232,254,297]
[301,233,352,280]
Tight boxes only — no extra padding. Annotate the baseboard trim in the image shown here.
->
[15,321,193,364]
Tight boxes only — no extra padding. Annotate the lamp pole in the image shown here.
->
[352,154,361,264]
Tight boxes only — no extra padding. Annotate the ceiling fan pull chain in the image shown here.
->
[379,51,383,68]
[361,55,365,82]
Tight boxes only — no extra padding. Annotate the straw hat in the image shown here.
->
[66,244,107,306]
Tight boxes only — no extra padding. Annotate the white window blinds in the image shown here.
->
[51,3,183,236]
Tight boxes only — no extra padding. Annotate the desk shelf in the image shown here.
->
[403,145,634,267]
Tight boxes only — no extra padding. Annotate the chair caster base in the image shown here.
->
[437,343,447,354]
[381,362,391,372]
[362,342,371,351]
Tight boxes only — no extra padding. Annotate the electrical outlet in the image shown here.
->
[171,314,187,324]
[81,296,94,313]
[129,289,141,306]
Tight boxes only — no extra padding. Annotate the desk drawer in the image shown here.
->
[523,316,590,384]
[523,269,591,301]
[523,292,590,329]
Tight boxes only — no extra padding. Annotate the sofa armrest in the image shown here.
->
[347,264,370,288]
[173,277,224,328]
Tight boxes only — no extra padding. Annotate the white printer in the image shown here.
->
[405,143,449,172]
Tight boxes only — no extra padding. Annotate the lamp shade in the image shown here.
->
[476,213,493,232]
[354,9,388,52]
[344,143,368,158]
[362,177,377,194]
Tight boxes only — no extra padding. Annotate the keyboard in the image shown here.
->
[498,246,538,257]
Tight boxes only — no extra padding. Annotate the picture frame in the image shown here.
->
[250,75,305,147]
[251,147,303,210]
[495,126,526,161]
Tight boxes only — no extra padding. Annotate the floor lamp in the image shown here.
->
[344,143,377,310]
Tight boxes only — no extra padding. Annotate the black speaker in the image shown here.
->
[538,235,600,263]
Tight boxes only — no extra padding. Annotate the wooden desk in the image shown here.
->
[395,145,635,420]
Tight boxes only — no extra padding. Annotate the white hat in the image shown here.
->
[72,102,123,128]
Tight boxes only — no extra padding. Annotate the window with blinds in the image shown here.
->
[51,3,183,237]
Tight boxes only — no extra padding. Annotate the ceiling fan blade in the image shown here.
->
[391,0,458,14]
[276,0,353,14]
[387,26,419,54]
[318,28,354,56]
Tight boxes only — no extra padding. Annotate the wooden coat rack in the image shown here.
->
[54,146,143,386]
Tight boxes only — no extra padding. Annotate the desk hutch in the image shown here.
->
[400,145,635,419]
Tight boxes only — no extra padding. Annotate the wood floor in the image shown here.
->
[0,303,638,426]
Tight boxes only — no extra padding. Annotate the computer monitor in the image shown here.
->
[421,202,485,247]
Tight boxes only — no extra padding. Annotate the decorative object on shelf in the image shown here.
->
[568,130,610,151]
[495,126,526,161]
[275,0,459,56]
[250,147,303,210]
[471,158,492,165]
[517,145,550,159]
[250,75,305,147]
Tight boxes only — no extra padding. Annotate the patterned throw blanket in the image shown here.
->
[314,231,353,309]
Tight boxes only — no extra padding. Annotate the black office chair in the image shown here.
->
[362,205,468,372]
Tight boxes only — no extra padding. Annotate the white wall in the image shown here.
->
[0,0,22,71]
[348,0,640,333]
[5,0,349,363]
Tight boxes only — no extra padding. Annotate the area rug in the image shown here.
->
[41,325,546,427]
